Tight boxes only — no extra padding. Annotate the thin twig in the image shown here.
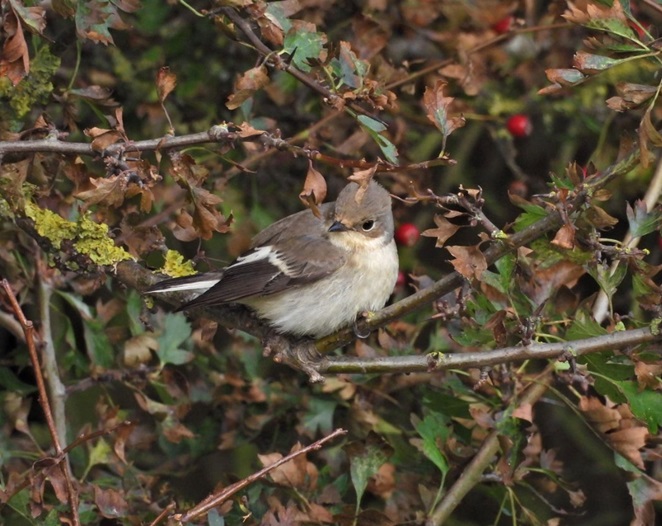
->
[175,428,347,522]
[0,279,81,526]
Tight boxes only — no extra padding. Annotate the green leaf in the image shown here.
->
[626,200,662,238]
[512,203,548,231]
[346,435,392,509]
[614,380,662,434]
[300,397,336,436]
[412,412,450,475]
[156,314,193,365]
[566,312,608,341]
[264,1,293,33]
[0,368,37,393]
[283,28,326,73]
[587,261,628,301]
[357,116,399,164]
[357,115,386,133]
[329,42,369,89]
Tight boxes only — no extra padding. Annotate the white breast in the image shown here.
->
[243,240,399,338]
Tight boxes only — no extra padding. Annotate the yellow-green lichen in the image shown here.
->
[159,250,197,278]
[24,202,132,266]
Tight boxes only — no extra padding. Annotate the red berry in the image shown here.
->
[492,16,513,34]
[395,223,420,247]
[506,114,532,138]
[396,270,407,288]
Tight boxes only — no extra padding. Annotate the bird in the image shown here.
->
[145,180,399,338]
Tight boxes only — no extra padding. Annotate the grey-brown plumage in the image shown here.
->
[146,181,398,337]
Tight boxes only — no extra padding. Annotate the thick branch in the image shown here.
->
[316,326,661,375]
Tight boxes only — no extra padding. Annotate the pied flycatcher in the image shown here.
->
[146,180,399,338]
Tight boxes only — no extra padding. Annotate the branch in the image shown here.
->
[0,280,80,526]
[316,326,661,375]
[426,368,554,525]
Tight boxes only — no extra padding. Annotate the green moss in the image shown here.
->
[24,202,132,266]
[160,250,197,277]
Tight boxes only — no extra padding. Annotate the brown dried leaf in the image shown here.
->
[422,80,465,151]
[422,215,460,247]
[447,245,487,280]
[190,185,229,239]
[585,204,619,229]
[156,66,177,103]
[348,165,377,204]
[94,486,129,519]
[226,65,269,110]
[299,161,327,218]
[634,361,662,390]
[259,442,318,490]
[162,421,195,443]
[75,176,126,208]
[608,426,648,469]
[123,333,158,367]
[0,11,29,84]
[84,127,124,152]
[237,121,266,138]
[579,396,620,433]
[551,223,576,249]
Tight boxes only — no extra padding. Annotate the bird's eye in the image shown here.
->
[361,220,375,231]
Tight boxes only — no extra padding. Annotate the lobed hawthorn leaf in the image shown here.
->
[226,65,269,110]
[447,245,487,280]
[330,41,369,89]
[8,0,47,35]
[422,80,466,155]
[259,0,300,46]
[345,434,393,509]
[626,200,662,239]
[283,22,327,73]
[421,214,460,248]
[411,412,450,475]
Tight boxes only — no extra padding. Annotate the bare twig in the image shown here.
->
[175,428,347,523]
[317,326,660,375]
[0,280,80,526]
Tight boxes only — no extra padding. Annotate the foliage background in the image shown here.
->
[0,0,661,525]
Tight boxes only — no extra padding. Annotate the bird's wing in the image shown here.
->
[170,235,347,311]
[250,202,335,247]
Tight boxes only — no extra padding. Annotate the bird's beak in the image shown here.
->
[328,220,349,232]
